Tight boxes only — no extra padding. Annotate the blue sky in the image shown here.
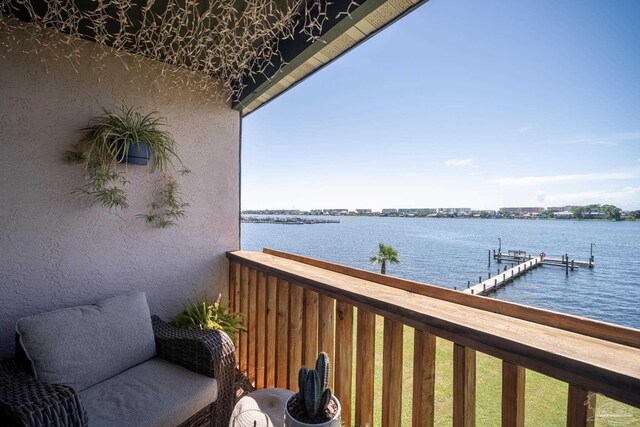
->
[242,0,640,211]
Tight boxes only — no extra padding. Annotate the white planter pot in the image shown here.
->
[283,395,341,427]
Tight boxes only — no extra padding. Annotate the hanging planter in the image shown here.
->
[65,105,190,228]
[117,141,151,165]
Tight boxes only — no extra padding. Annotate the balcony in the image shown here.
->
[227,249,640,427]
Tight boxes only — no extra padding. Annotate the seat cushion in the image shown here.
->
[80,358,218,427]
[16,292,156,391]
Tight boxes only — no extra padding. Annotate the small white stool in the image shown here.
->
[230,388,294,427]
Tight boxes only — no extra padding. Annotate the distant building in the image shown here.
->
[396,208,436,215]
[547,206,569,213]
[438,208,471,215]
[499,207,544,215]
[583,212,605,219]
[398,208,417,214]
[381,208,398,214]
[355,209,372,215]
[554,211,574,219]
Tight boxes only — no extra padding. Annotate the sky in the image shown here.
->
[241,0,640,211]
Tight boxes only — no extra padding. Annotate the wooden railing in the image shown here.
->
[227,249,640,427]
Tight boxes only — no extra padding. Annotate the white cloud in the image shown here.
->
[518,125,533,133]
[487,169,640,186]
[445,158,476,167]
[536,191,547,204]
[536,132,640,146]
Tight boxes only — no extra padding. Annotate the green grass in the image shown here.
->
[346,316,639,426]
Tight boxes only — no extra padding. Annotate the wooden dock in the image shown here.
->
[463,256,542,296]
[495,250,594,269]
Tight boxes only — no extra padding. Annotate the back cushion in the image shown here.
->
[16,292,157,392]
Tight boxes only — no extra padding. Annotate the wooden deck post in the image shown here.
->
[382,318,403,427]
[335,301,354,426]
[256,272,267,388]
[275,280,289,388]
[567,385,596,427]
[265,276,277,388]
[413,330,436,427]
[502,361,525,427]
[453,344,476,427]
[229,262,240,366]
[318,294,335,388]
[303,289,319,367]
[289,284,304,390]
[248,268,258,385]
[355,309,375,427]
[239,266,249,375]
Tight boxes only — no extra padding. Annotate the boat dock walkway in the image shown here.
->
[463,256,543,296]
[495,250,594,269]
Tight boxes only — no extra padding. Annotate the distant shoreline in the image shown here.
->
[241,212,638,222]
[241,216,340,225]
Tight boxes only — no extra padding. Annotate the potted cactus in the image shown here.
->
[284,352,341,426]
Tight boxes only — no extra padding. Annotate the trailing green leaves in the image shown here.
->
[66,105,189,226]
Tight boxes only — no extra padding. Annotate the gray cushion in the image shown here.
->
[80,357,218,427]
[16,292,156,391]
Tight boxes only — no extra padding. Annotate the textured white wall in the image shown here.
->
[0,22,240,358]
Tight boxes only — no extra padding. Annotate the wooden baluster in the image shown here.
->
[413,330,436,427]
[335,301,354,427]
[567,385,596,427]
[382,318,403,427]
[289,284,304,390]
[248,268,258,385]
[453,344,476,427]
[229,262,240,366]
[265,276,278,388]
[276,280,290,388]
[303,289,319,367]
[355,309,375,427]
[502,361,525,427]
[239,266,249,375]
[256,272,267,388]
[318,295,335,388]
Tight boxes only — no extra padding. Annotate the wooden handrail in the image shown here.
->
[228,250,640,408]
[262,248,640,349]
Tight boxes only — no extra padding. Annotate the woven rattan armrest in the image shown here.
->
[0,359,87,427]
[151,315,236,426]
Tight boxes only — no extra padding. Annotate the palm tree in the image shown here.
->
[369,243,400,275]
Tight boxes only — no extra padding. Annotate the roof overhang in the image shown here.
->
[235,0,429,116]
[2,0,429,116]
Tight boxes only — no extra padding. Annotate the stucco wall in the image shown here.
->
[0,23,240,358]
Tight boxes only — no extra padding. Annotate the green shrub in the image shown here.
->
[171,294,244,336]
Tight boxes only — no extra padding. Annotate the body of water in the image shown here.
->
[241,217,640,329]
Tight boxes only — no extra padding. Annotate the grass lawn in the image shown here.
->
[346,315,639,426]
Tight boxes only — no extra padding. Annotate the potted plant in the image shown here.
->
[64,105,190,228]
[171,294,244,337]
[285,352,341,427]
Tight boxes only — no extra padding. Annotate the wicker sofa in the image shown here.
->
[0,292,235,427]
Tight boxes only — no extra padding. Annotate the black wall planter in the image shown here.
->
[117,141,151,165]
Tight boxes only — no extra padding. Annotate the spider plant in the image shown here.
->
[65,105,189,227]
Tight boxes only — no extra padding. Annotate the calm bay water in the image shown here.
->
[242,217,640,329]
